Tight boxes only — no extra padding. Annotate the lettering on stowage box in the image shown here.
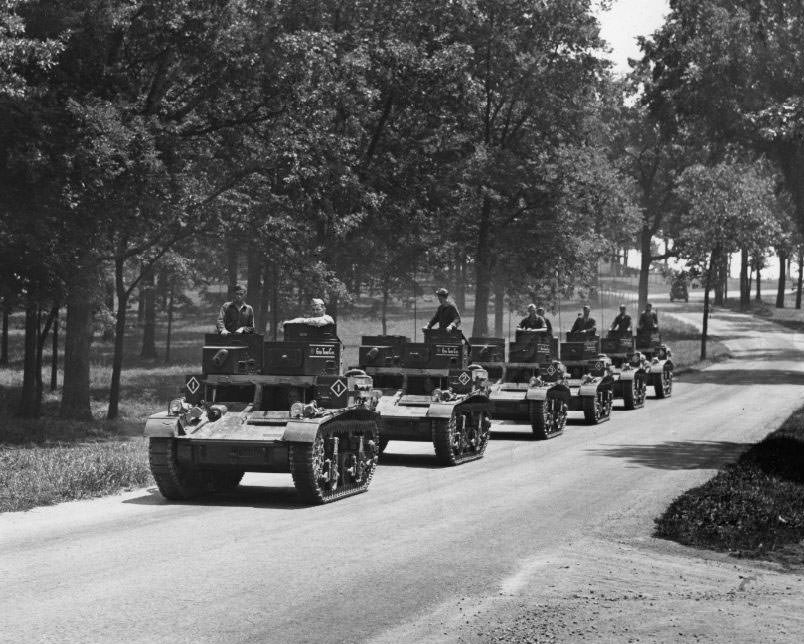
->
[435,345,460,357]
[309,344,336,357]
[536,343,549,354]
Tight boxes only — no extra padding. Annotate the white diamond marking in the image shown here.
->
[186,377,200,395]
[458,371,471,386]
[330,379,347,397]
[547,366,556,376]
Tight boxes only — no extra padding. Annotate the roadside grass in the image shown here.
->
[0,437,150,513]
[655,406,804,567]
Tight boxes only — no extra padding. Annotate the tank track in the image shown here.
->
[529,395,567,440]
[289,417,379,504]
[148,437,209,500]
[654,367,673,399]
[432,407,491,466]
[582,389,613,425]
[622,373,647,410]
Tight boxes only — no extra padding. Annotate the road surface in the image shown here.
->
[2,303,803,643]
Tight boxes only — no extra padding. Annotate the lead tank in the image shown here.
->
[144,324,381,504]
[359,329,491,465]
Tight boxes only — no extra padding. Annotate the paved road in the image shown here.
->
[2,303,804,643]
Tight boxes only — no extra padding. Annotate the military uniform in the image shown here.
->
[428,303,461,330]
[217,301,254,334]
[519,314,546,330]
[570,315,597,335]
[609,313,632,337]
[638,310,658,332]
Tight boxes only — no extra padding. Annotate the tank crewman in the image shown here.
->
[608,304,632,338]
[638,302,659,333]
[518,304,546,330]
[284,298,336,327]
[425,287,461,331]
[536,306,553,336]
[216,284,254,335]
[570,305,597,335]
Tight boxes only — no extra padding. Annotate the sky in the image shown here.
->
[596,0,670,75]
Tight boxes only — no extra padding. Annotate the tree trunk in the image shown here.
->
[247,243,263,332]
[0,303,8,366]
[739,247,749,310]
[140,265,158,358]
[381,277,389,336]
[50,307,59,391]
[258,263,271,335]
[472,197,493,336]
[638,225,651,311]
[701,250,716,361]
[270,262,280,341]
[226,237,239,294]
[493,280,504,337]
[61,271,96,421]
[755,268,761,301]
[455,253,466,311]
[713,252,724,306]
[797,247,803,310]
[17,303,40,418]
[108,256,128,420]
[164,283,174,363]
[776,249,787,308]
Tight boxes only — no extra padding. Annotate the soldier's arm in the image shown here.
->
[448,306,461,330]
[216,304,228,333]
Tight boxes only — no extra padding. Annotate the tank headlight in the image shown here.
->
[207,405,227,422]
[472,369,488,382]
[431,388,442,402]
[168,398,185,415]
[290,402,304,418]
[529,376,538,387]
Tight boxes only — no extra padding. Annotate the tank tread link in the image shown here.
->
[144,324,381,505]
[471,331,569,439]
[360,329,492,465]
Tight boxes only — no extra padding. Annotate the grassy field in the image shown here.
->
[655,405,804,568]
[0,292,727,513]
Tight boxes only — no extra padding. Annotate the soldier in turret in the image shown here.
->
[638,302,659,334]
[570,305,597,336]
[608,304,632,338]
[518,304,546,330]
[284,298,335,328]
[216,284,254,335]
[536,306,553,336]
[425,287,461,332]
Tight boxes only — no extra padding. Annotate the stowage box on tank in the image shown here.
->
[144,324,381,505]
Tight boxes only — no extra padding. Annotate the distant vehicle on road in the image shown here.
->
[669,277,689,302]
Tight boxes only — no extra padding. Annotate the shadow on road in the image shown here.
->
[123,485,310,509]
[377,452,443,469]
[677,368,804,386]
[588,440,751,470]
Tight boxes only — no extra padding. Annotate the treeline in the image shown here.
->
[1,0,803,422]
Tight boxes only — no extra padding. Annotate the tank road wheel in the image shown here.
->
[622,375,647,411]
[530,396,568,440]
[655,367,673,399]
[433,409,490,466]
[209,470,245,493]
[290,418,379,504]
[148,438,208,500]
[582,390,611,425]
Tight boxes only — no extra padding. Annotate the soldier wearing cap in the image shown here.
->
[216,284,254,335]
[284,298,335,327]
[608,304,632,338]
[570,304,597,335]
[425,288,461,332]
[518,304,546,331]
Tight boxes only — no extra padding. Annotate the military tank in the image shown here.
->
[472,330,569,439]
[359,329,491,465]
[601,335,648,410]
[636,331,674,399]
[560,332,614,424]
[144,323,381,504]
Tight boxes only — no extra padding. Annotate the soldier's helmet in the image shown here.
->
[435,288,449,297]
